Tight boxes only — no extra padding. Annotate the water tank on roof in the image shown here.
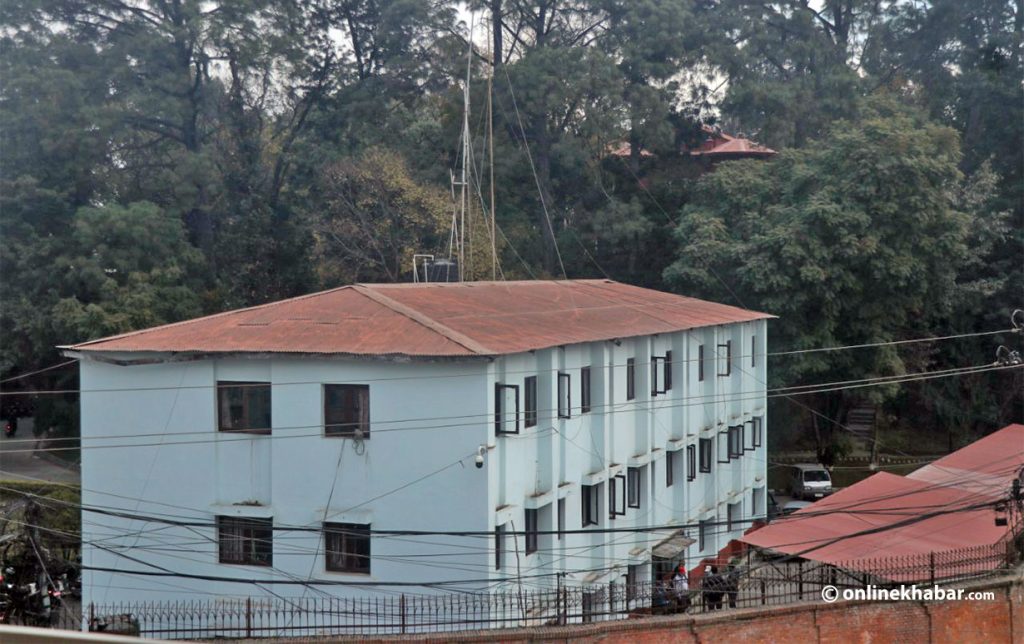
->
[425,259,459,283]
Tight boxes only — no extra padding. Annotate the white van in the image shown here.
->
[787,463,833,500]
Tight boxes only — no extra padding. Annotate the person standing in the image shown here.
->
[702,565,724,611]
[673,564,690,613]
[723,564,740,608]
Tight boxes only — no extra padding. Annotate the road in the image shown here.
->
[0,433,80,485]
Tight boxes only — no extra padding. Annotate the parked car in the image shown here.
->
[787,463,833,500]
[781,500,812,516]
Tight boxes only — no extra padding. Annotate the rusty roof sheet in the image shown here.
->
[64,279,773,358]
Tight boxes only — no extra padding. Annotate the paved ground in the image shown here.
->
[0,433,80,485]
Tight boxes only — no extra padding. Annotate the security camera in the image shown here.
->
[475,445,486,469]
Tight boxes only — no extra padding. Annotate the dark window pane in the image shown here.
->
[524,377,537,428]
[218,382,271,433]
[626,359,635,401]
[581,367,591,413]
[324,384,370,437]
[218,516,272,566]
[325,523,371,574]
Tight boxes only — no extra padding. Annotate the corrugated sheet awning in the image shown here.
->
[652,531,696,559]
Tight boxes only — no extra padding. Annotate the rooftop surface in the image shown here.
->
[65,279,773,358]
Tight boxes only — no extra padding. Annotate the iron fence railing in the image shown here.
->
[25,539,1019,638]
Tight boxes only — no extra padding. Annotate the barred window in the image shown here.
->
[325,522,370,574]
[324,384,369,437]
[218,516,272,566]
[217,382,271,433]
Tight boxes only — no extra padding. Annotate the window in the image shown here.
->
[752,416,763,447]
[626,358,636,400]
[582,484,599,527]
[324,522,370,574]
[218,516,272,566]
[217,382,271,433]
[718,429,731,464]
[699,438,712,473]
[557,372,571,419]
[581,367,591,413]
[626,564,641,604]
[728,425,743,458]
[610,474,626,518]
[494,383,520,435]
[727,502,741,533]
[744,419,756,452]
[665,351,673,390]
[699,519,710,552]
[666,451,674,487]
[698,345,705,382]
[651,356,666,396]
[751,335,757,368]
[717,340,732,377]
[753,487,765,519]
[324,385,369,438]
[557,498,565,540]
[524,376,537,427]
[627,467,641,508]
[495,523,505,569]
[686,445,696,481]
[525,509,538,555]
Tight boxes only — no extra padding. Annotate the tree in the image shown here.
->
[664,100,979,462]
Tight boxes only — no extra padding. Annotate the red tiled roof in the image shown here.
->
[741,424,1024,579]
[689,126,776,159]
[64,280,773,358]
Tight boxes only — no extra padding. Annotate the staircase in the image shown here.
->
[845,406,877,450]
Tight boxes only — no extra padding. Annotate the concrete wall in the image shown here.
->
[79,318,767,605]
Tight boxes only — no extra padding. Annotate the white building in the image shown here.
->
[63,279,772,608]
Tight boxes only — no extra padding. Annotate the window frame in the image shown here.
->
[494,383,520,435]
[557,372,571,419]
[751,334,757,368]
[217,516,273,567]
[651,356,666,396]
[217,381,272,435]
[324,522,371,574]
[582,484,599,527]
[698,519,709,552]
[557,498,566,540]
[699,438,713,473]
[524,376,538,428]
[610,474,626,518]
[665,351,673,390]
[525,509,538,555]
[580,367,592,413]
[626,467,641,509]
[718,429,731,464]
[727,502,741,533]
[686,444,696,482]
[666,451,674,487]
[698,345,705,382]
[728,425,743,459]
[717,340,732,377]
[753,416,763,447]
[323,384,370,438]
[626,358,636,401]
[744,419,756,452]
[495,523,505,570]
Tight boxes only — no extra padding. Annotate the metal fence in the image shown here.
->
[31,540,1019,638]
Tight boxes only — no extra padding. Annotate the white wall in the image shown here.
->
[79,319,767,606]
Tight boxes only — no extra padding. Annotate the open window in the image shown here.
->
[728,425,743,459]
[665,351,673,390]
[581,367,592,413]
[524,376,537,427]
[686,445,696,481]
[627,467,641,508]
[651,356,666,396]
[557,372,571,419]
[752,416,763,447]
[744,419,756,452]
[717,340,732,377]
[718,429,731,464]
[582,484,600,527]
[494,383,520,435]
[609,474,626,519]
[699,438,713,473]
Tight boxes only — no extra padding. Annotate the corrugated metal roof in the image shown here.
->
[64,279,774,358]
[741,424,1024,579]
